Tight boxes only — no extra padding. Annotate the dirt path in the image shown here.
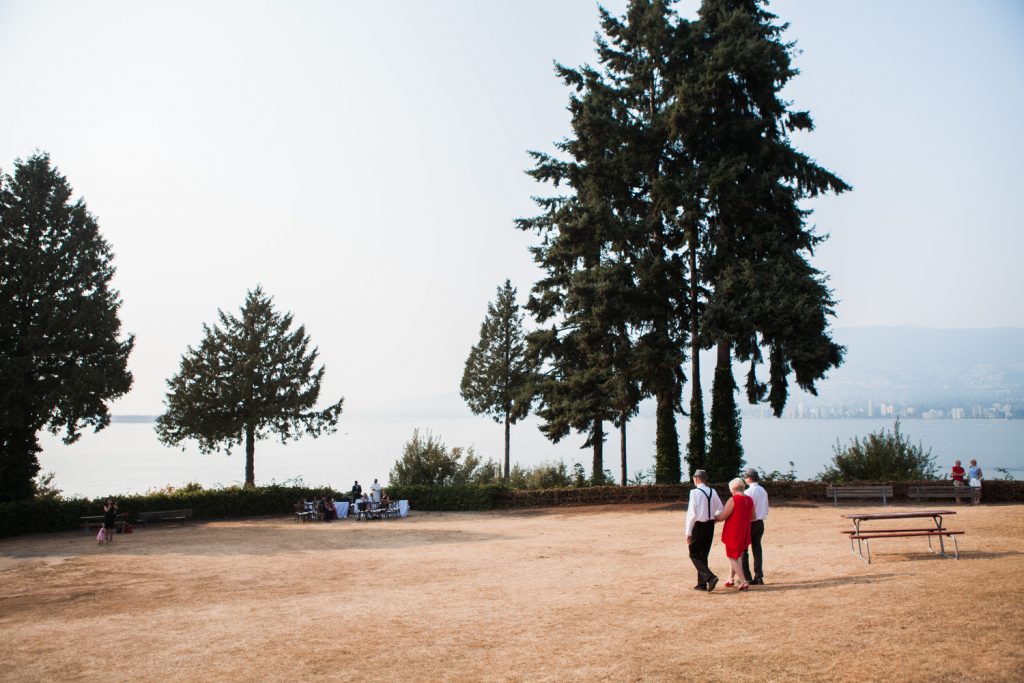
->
[2,502,1022,682]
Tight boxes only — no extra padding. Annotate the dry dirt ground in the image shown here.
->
[2,502,1022,682]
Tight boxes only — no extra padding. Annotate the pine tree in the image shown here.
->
[520,1,696,485]
[675,0,850,476]
[0,153,134,502]
[595,1,693,484]
[460,280,536,481]
[155,287,343,487]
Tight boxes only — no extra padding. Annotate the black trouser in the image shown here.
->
[742,519,765,582]
[689,520,716,586]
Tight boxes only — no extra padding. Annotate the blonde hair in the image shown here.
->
[729,477,746,493]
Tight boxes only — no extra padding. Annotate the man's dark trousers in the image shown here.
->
[742,519,765,582]
[689,520,716,587]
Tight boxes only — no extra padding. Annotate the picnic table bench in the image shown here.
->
[80,513,128,533]
[825,484,894,506]
[908,484,977,504]
[841,510,964,563]
[137,509,193,527]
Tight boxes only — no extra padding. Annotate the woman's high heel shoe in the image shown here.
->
[724,580,735,588]
[738,582,750,591]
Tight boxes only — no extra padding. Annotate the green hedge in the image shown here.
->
[3,479,1022,538]
[0,484,345,538]
[384,484,509,511]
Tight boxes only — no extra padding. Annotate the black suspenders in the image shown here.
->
[700,487,714,521]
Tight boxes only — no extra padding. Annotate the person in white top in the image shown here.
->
[685,469,725,592]
[741,467,769,585]
[371,479,382,504]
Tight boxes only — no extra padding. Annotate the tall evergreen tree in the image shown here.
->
[674,0,850,477]
[521,1,695,484]
[460,279,536,481]
[517,42,639,484]
[156,287,343,487]
[596,1,692,484]
[0,153,134,502]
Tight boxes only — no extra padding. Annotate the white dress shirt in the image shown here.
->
[746,482,769,521]
[685,484,724,537]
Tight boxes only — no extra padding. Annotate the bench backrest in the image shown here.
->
[140,509,193,519]
[825,485,893,506]
[825,486,894,495]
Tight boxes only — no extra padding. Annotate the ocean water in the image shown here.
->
[36,416,1023,499]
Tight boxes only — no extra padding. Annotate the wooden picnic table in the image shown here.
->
[841,510,963,563]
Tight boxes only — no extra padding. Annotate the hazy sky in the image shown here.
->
[2,0,1022,415]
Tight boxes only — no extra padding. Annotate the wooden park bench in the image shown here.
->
[80,513,128,533]
[907,484,978,504]
[137,509,193,527]
[825,485,894,506]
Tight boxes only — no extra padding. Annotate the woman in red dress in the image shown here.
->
[716,477,756,590]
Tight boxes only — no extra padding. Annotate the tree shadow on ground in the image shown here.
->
[892,549,1023,562]
[0,524,519,559]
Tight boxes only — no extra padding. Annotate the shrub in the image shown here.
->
[389,429,492,486]
[760,461,798,484]
[508,460,574,489]
[819,420,938,482]
[383,484,509,511]
[32,471,63,500]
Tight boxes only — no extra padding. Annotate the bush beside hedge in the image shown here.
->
[3,479,1022,539]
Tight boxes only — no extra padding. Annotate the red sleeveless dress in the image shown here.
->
[722,493,753,559]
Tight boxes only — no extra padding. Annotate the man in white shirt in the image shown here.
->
[371,478,382,504]
[685,469,724,592]
[741,467,769,585]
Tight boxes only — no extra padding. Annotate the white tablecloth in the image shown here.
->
[398,500,409,518]
[336,501,350,519]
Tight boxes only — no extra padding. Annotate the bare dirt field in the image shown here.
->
[2,502,1022,682]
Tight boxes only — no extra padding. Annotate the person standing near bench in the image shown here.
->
[967,459,983,505]
[951,460,966,503]
[102,499,117,545]
[741,468,769,586]
[685,470,724,592]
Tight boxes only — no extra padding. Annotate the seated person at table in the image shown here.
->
[294,497,308,514]
[356,494,369,516]
[380,491,391,508]
[324,496,337,521]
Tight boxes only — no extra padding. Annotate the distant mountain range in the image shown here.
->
[801,326,1024,409]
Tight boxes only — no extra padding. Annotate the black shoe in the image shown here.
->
[693,584,707,591]
[707,576,719,592]
[751,579,764,585]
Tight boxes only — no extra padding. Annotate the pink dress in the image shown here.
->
[722,493,753,559]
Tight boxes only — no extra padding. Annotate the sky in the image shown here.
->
[2,0,1023,416]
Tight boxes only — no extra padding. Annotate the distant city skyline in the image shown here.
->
[2,1,1022,416]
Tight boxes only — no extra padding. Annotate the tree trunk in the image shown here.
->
[655,392,681,483]
[503,413,511,482]
[0,422,41,502]
[592,417,604,485]
[244,423,256,488]
[686,221,706,478]
[620,412,627,486]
